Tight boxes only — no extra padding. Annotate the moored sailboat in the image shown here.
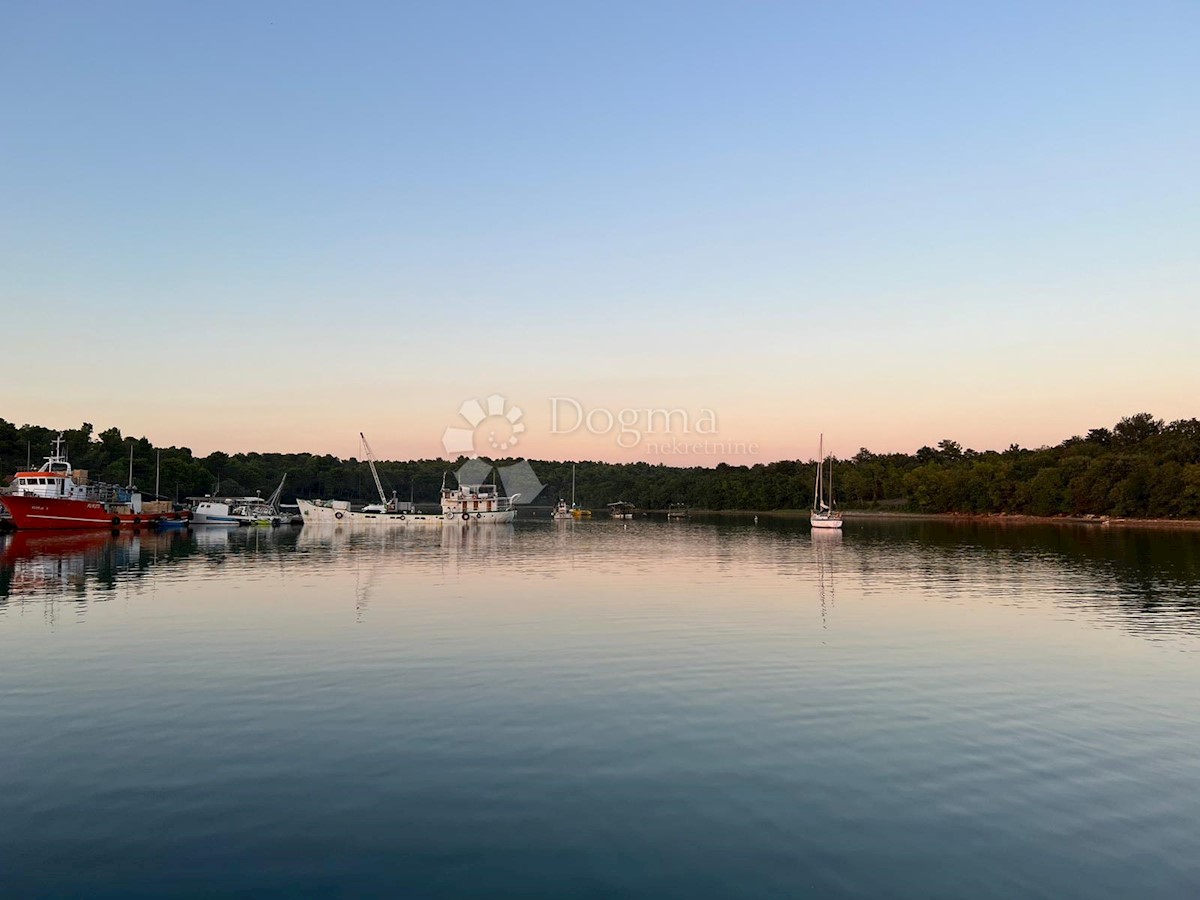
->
[811,434,843,529]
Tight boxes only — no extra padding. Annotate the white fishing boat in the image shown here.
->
[811,434,843,529]
[297,433,440,526]
[297,497,443,526]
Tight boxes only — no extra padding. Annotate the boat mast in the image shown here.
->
[830,453,834,510]
[814,433,824,512]
[360,432,388,507]
[156,450,161,497]
[572,463,576,507]
[128,444,134,488]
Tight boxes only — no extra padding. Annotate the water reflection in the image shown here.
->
[2,518,1199,897]
[812,530,842,632]
[0,529,186,602]
[2,519,1199,642]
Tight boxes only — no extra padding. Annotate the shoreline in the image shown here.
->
[684,509,1200,531]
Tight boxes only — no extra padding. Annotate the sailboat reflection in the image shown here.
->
[812,529,842,630]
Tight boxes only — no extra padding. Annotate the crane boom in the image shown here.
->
[267,472,287,512]
[360,432,388,507]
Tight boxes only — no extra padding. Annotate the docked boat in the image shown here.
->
[296,433,520,527]
[608,501,635,519]
[189,498,240,526]
[811,433,843,529]
[298,478,520,527]
[666,502,689,519]
[551,498,572,519]
[567,464,591,517]
[297,498,443,526]
[0,434,183,531]
[191,475,288,526]
[230,474,288,526]
[440,478,521,524]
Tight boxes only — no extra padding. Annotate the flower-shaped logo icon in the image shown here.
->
[441,394,525,458]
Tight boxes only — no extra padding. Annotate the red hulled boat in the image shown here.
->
[0,434,188,531]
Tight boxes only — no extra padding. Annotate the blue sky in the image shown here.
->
[2,2,1197,461]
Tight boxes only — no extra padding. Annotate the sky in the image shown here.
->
[2,1,1197,464]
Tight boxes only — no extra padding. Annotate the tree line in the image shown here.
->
[2,413,1198,519]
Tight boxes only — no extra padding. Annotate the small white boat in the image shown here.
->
[811,433,843,530]
[190,499,240,526]
[551,498,572,519]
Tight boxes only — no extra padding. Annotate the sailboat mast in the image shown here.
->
[572,463,576,506]
[830,453,834,509]
[814,433,824,510]
[156,450,161,497]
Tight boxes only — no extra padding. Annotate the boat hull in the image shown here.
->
[0,494,177,531]
[811,514,843,529]
[297,499,517,526]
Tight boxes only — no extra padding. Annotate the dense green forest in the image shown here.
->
[2,413,1199,518]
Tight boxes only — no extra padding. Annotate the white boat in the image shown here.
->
[440,478,520,525]
[230,474,288,526]
[297,434,438,526]
[548,466,579,519]
[190,499,240,526]
[811,434,843,529]
[297,497,444,526]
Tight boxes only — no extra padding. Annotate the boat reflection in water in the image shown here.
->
[812,528,842,631]
[0,529,192,602]
[294,522,515,558]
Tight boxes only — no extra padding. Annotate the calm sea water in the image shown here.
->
[2,519,1198,898]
